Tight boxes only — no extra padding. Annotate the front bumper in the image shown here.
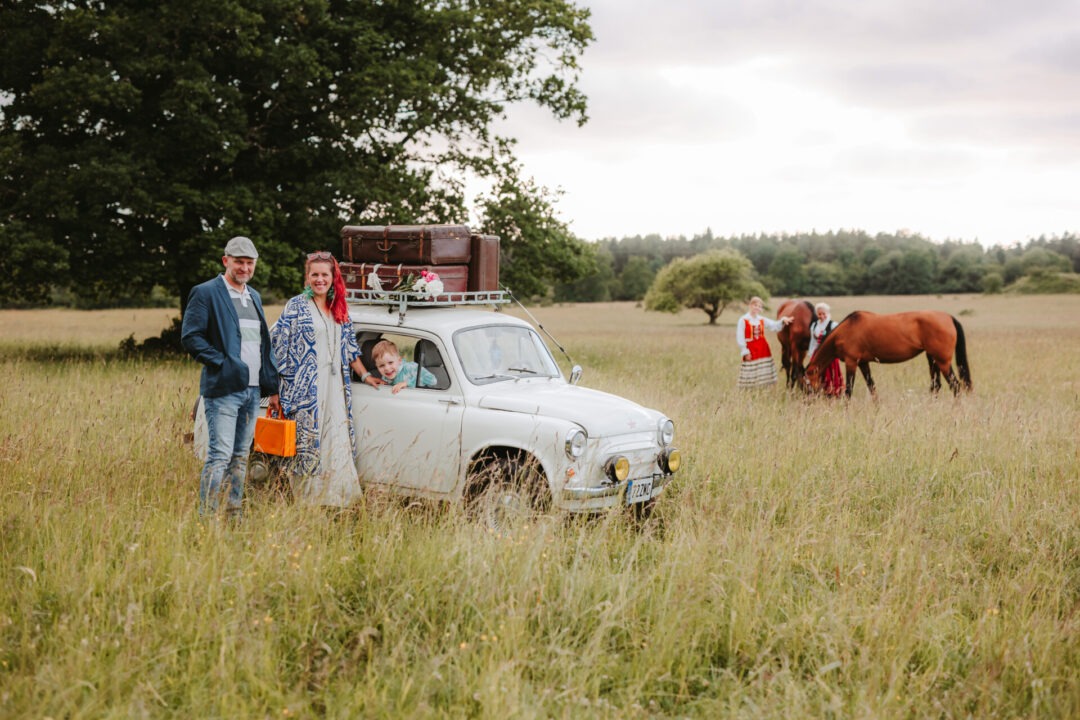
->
[561,471,674,504]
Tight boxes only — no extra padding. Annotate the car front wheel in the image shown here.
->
[466,454,549,533]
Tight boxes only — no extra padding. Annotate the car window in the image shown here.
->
[454,324,560,384]
[356,331,450,390]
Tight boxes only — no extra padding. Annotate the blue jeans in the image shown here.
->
[200,386,261,516]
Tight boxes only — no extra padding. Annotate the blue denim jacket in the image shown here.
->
[181,275,279,398]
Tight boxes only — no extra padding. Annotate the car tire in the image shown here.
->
[466,454,548,533]
[247,452,273,484]
[246,452,293,500]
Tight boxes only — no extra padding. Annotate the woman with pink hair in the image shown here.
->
[270,251,381,507]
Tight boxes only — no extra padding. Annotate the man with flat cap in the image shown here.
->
[182,236,281,519]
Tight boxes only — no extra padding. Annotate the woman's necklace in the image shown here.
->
[312,299,337,368]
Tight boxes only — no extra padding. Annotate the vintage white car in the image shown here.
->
[195,291,681,525]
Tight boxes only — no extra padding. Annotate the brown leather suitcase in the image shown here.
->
[468,233,501,292]
[341,224,471,265]
[340,262,469,295]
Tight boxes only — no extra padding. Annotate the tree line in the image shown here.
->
[555,229,1080,304]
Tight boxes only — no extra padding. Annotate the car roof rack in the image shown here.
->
[345,288,510,324]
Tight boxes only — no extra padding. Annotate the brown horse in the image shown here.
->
[804,310,972,397]
[776,299,814,388]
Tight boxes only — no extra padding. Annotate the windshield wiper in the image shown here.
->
[507,366,536,374]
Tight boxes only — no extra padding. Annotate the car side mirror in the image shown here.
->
[569,365,582,385]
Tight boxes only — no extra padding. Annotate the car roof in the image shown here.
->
[347,304,534,336]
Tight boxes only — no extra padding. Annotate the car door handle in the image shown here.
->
[438,399,462,406]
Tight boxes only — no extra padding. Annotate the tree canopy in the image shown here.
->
[0,0,595,308]
[644,249,766,324]
[474,160,595,299]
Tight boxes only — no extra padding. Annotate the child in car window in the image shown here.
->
[371,339,437,394]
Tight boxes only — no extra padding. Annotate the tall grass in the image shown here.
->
[1,295,1078,717]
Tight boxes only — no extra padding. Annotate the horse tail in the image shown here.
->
[952,316,973,391]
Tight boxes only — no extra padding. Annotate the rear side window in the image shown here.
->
[355,331,450,390]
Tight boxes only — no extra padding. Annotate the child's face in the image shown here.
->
[375,351,402,379]
[749,299,763,315]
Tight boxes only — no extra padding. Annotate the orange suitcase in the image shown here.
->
[253,410,296,457]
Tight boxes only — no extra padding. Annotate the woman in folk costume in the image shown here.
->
[270,251,382,507]
[807,301,845,397]
[735,296,792,389]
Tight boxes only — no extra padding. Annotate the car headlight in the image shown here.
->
[658,447,681,474]
[604,455,630,483]
[658,418,674,445]
[565,428,587,459]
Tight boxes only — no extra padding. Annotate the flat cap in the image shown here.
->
[224,236,258,258]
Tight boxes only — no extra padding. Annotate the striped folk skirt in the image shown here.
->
[737,357,779,389]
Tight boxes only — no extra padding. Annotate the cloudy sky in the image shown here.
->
[492,0,1080,247]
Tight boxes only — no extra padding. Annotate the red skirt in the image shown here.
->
[822,358,844,396]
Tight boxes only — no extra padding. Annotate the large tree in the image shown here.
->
[644,249,766,325]
[474,157,595,298]
[0,0,594,309]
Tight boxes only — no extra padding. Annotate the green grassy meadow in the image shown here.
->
[1,295,1078,718]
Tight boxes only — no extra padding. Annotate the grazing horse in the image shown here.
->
[775,299,814,388]
[804,310,973,397]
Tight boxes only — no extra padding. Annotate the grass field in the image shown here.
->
[1,295,1078,718]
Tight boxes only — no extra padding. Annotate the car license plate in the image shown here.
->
[626,476,653,505]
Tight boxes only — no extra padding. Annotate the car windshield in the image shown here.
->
[454,324,561,384]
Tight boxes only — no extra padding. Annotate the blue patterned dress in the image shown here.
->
[271,296,362,505]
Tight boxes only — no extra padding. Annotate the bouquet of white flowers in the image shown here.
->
[396,270,444,297]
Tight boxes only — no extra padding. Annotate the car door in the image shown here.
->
[351,331,465,495]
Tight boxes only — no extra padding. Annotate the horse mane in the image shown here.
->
[837,311,866,326]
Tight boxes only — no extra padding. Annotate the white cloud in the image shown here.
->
[487,0,1080,246]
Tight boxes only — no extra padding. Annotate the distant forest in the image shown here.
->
[554,229,1080,302]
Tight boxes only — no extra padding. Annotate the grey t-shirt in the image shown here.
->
[226,280,261,386]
